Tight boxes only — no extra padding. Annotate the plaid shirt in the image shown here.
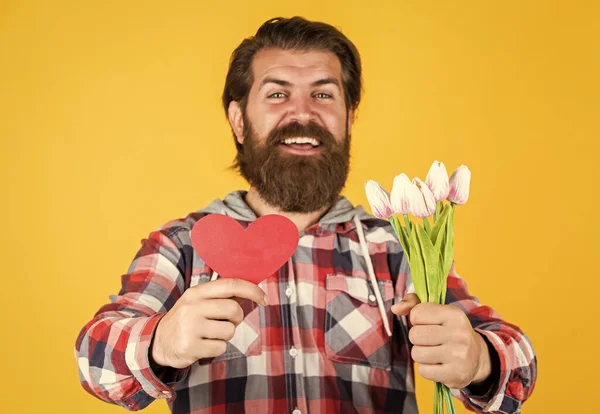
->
[75,192,536,414]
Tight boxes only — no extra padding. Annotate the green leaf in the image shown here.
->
[389,216,399,240]
[433,225,447,304]
[415,224,443,304]
[407,225,428,302]
[440,206,455,303]
[433,215,447,253]
[391,215,410,260]
[435,214,450,304]
[431,203,452,246]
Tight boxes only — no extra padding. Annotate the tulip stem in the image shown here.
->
[403,214,411,234]
[423,217,431,233]
[392,215,410,241]
[434,202,441,222]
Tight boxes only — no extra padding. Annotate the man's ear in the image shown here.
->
[347,109,355,130]
[228,101,245,145]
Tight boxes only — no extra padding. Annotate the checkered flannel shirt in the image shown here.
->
[75,206,536,413]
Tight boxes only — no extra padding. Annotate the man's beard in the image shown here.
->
[235,114,350,213]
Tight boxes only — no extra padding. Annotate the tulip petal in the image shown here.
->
[426,161,450,201]
[448,165,471,204]
[390,173,412,215]
[412,178,437,218]
[365,180,393,218]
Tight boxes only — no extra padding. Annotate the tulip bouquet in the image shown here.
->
[364,161,471,414]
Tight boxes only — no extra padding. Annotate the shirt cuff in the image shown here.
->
[124,313,190,405]
[459,329,508,412]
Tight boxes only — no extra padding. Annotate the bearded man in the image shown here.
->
[75,16,536,414]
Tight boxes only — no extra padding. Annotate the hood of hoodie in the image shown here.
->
[198,190,373,226]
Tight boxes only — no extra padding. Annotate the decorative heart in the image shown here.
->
[190,214,299,284]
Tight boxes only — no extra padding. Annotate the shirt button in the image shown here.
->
[285,286,294,297]
[368,294,376,302]
[292,409,302,414]
[289,347,298,358]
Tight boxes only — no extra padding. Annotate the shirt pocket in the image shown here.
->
[324,273,395,371]
[191,273,263,364]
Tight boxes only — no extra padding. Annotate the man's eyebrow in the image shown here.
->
[258,77,341,89]
[311,78,341,89]
[259,77,292,89]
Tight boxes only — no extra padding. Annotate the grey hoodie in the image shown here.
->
[198,190,373,227]
[198,189,398,337]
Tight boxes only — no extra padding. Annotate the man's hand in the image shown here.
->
[392,294,492,389]
[151,278,268,369]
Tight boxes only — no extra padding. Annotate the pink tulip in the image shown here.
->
[411,178,437,218]
[426,160,450,201]
[365,180,393,219]
[448,165,471,204]
[390,173,412,215]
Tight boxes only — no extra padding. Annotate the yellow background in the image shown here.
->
[1,1,598,413]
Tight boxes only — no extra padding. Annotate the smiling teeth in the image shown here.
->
[282,137,321,146]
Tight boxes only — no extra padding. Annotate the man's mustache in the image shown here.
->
[266,121,336,148]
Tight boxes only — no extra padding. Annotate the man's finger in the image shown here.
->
[408,324,448,346]
[409,302,454,326]
[191,278,268,306]
[195,339,228,359]
[417,363,468,389]
[199,299,245,325]
[411,344,448,365]
[391,293,421,316]
[417,363,446,383]
[200,319,237,341]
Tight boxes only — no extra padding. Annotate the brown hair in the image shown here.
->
[222,16,362,153]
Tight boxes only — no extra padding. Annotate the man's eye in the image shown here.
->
[268,92,286,99]
[314,93,332,99]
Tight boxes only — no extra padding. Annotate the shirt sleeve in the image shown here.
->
[74,226,191,411]
[445,263,537,413]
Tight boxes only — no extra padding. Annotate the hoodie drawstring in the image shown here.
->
[208,210,391,337]
[353,216,393,337]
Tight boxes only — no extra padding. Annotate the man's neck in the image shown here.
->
[244,187,329,233]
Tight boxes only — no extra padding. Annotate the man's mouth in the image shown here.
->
[278,137,322,155]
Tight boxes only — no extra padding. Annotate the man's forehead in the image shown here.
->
[251,48,343,85]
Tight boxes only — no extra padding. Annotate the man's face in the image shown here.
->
[230,48,353,213]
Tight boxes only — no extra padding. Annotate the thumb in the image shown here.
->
[391,293,421,316]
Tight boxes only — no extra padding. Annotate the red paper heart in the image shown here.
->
[190,214,299,284]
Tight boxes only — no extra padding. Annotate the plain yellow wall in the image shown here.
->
[1,1,598,413]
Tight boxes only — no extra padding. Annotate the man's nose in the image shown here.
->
[288,96,316,124]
